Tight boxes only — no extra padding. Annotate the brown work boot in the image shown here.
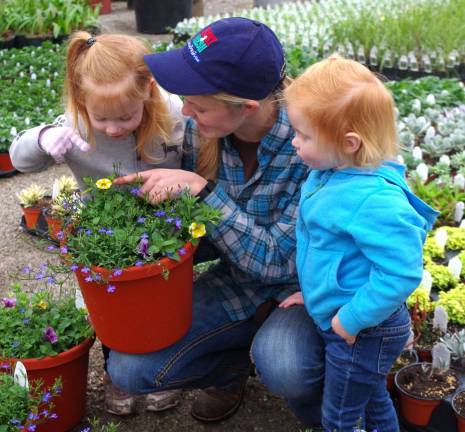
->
[103,373,136,416]
[190,379,247,423]
[145,389,182,412]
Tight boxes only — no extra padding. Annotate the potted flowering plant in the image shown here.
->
[0,372,61,432]
[63,176,221,354]
[16,183,48,229]
[44,176,80,241]
[0,282,94,432]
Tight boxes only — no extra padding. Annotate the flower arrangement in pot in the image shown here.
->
[62,176,222,354]
[395,341,459,426]
[16,183,48,229]
[44,176,80,241]
[0,282,94,432]
[0,370,61,432]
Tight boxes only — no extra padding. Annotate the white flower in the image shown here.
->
[412,146,423,161]
[10,127,17,136]
[448,256,462,280]
[416,162,428,183]
[46,79,51,87]
[454,174,465,189]
[30,73,37,80]
[455,201,464,223]
[24,117,30,126]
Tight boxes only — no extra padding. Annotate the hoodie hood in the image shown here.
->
[341,161,439,230]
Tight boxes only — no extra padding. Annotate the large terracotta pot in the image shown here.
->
[74,243,195,353]
[0,151,14,171]
[14,337,94,432]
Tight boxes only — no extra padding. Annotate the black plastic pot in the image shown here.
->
[0,32,16,50]
[134,0,192,34]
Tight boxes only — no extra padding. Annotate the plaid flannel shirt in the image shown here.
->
[183,107,309,321]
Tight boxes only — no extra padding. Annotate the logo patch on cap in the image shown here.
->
[192,27,218,53]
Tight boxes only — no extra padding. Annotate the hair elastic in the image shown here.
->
[86,37,97,47]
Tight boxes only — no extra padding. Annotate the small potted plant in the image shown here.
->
[0,371,61,432]
[0,281,94,432]
[386,348,419,393]
[62,176,221,354]
[395,342,459,426]
[16,183,48,229]
[44,176,80,241]
[441,329,465,371]
[452,390,465,432]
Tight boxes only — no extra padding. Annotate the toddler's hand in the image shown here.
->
[279,292,304,308]
[39,127,90,163]
[331,314,357,345]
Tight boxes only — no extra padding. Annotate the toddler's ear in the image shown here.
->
[343,132,361,155]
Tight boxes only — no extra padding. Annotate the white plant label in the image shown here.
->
[421,270,433,295]
[434,228,448,249]
[14,361,29,389]
[75,288,86,310]
[433,306,449,333]
[432,342,450,371]
[448,256,462,280]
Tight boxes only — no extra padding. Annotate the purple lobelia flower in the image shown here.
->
[2,297,16,308]
[43,326,58,344]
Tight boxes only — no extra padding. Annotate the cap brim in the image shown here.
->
[144,49,218,96]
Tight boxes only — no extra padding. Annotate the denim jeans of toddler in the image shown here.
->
[251,304,410,432]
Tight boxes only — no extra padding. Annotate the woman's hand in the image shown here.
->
[113,169,207,203]
[331,314,357,345]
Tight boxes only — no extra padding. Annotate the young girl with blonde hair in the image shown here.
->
[10,32,184,192]
[10,31,185,416]
[277,55,438,431]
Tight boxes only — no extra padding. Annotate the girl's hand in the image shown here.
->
[331,314,357,345]
[279,292,304,308]
[113,169,207,203]
[39,126,91,163]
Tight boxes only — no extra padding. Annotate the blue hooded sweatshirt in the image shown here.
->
[297,161,438,336]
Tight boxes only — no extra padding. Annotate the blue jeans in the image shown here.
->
[251,304,410,432]
[107,272,260,394]
[319,304,411,432]
[251,305,325,427]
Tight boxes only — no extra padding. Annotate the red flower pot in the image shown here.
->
[22,206,42,229]
[44,215,63,241]
[452,391,465,432]
[90,0,111,14]
[16,337,94,432]
[395,363,445,426]
[74,243,195,353]
[0,151,14,171]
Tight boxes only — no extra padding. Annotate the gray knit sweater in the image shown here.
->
[10,89,185,191]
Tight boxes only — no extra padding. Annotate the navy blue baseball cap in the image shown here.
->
[144,17,286,100]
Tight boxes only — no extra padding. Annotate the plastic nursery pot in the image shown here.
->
[387,349,419,393]
[44,215,63,241]
[21,206,42,229]
[89,0,111,14]
[0,151,15,171]
[395,362,457,426]
[74,243,196,354]
[13,337,94,432]
[452,391,465,432]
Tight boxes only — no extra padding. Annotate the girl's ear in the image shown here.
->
[242,100,260,117]
[343,132,361,155]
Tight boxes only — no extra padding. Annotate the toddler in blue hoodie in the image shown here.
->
[280,55,438,432]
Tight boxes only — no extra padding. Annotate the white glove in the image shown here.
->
[39,126,91,163]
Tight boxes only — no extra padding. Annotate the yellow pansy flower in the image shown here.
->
[37,300,48,309]
[95,178,112,190]
[189,222,206,239]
